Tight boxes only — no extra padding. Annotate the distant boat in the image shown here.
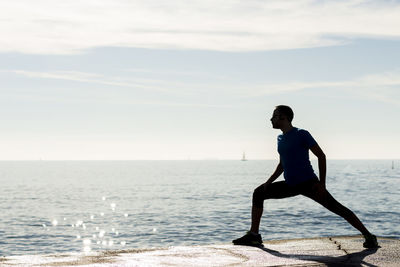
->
[241,152,248,161]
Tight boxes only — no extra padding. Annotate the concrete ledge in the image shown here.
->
[2,235,399,266]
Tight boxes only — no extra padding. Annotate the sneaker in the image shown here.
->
[363,234,378,248]
[232,231,263,246]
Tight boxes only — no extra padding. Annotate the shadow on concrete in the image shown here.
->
[256,246,379,267]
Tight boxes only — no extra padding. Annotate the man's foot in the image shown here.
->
[363,234,379,248]
[232,231,263,246]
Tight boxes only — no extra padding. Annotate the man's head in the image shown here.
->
[270,105,294,129]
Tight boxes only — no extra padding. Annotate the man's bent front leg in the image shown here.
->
[250,181,298,234]
[250,206,263,234]
[250,185,266,234]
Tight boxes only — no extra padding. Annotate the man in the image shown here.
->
[232,105,378,248]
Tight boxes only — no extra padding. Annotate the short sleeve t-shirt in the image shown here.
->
[277,127,318,186]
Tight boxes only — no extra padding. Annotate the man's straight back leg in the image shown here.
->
[302,183,376,242]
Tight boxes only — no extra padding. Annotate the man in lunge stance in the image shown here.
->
[233,105,378,248]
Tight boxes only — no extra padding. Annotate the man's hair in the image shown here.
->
[275,105,294,122]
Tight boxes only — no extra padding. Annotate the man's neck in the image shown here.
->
[281,125,294,134]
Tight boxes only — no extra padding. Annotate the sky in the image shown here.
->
[1,0,400,160]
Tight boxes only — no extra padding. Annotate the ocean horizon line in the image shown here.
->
[0,159,398,161]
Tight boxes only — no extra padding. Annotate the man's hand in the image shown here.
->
[263,181,272,190]
[312,181,328,200]
[264,161,284,190]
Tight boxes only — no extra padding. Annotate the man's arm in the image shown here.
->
[310,144,326,188]
[265,160,284,186]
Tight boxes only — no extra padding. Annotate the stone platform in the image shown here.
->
[1,235,399,266]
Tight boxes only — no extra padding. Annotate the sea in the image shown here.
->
[0,160,399,256]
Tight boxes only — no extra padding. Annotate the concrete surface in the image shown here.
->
[1,235,399,266]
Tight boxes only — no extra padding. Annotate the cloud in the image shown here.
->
[1,0,400,54]
[7,68,400,106]
[125,68,227,79]
[4,69,237,107]
[243,70,400,105]
[7,70,203,95]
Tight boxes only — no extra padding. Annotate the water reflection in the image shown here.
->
[98,230,105,238]
[110,203,116,211]
[38,196,132,254]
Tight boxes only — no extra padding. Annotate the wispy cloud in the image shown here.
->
[243,70,400,105]
[2,69,238,108]
[1,0,400,54]
[7,68,400,106]
[125,68,228,80]
[6,70,205,95]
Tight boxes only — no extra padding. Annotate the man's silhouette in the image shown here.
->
[233,105,378,248]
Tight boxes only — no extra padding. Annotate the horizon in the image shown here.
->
[0,158,398,161]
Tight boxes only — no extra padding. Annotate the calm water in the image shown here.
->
[0,160,399,256]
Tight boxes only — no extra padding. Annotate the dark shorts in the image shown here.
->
[252,178,320,208]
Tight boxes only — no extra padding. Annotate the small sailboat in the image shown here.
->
[241,152,247,161]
